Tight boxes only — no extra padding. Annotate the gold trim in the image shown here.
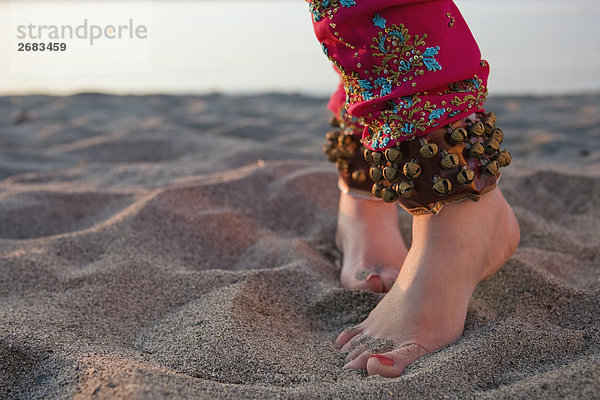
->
[401,182,498,215]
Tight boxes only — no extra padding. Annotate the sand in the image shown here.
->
[0,93,599,399]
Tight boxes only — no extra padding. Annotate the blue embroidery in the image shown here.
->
[372,14,386,29]
[398,60,412,72]
[428,108,446,121]
[399,96,414,109]
[358,79,372,89]
[358,79,374,100]
[380,82,392,96]
[378,36,387,53]
[373,78,393,97]
[422,46,439,58]
[321,42,329,57]
[311,9,322,21]
[401,123,415,134]
[362,91,374,101]
[422,46,442,71]
[389,29,405,42]
[309,0,357,21]
[370,132,391,149]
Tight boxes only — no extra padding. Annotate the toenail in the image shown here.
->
[370,354,394,366]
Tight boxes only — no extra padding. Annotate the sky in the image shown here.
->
[0,0,599,96]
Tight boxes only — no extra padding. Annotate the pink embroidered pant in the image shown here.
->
[313,0,510,214]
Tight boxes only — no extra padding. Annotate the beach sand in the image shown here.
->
[0,93,599,399]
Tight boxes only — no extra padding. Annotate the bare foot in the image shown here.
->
[336,187,520,376]
[335,191,409,293]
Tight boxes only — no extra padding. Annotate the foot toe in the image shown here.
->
[364,273,385,293]
[335,326,363,348]
[342,350,372,370]
[345,343,368,362]
[339,332,367,353]
[366,344,430,377]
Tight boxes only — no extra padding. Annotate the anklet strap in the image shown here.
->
[365,111,510,215]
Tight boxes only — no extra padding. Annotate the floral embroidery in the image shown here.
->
[428,108,446,121]
[362,75,488,149]
[316,9,489,151]
[307,0,357,22]
[339,15,443,106]
[372,14,386,29]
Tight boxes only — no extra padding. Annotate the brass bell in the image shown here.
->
[369,167,383,182]
[346,142,358,154]
[381,187,399,203]
[385,147,403,163]
[383,166,400,183]
[456,167,475,184]
[338,148,352,159]
[496,150,512,167]
[483,160,500,176]
[352,169,367,183]
[485,138,500,154]
[491,128,504,143]
[483,116,496,133]
[419,142,439,159]
[403,161,422,179]
[433,178,452,195]
[469,121,485,136]
[338,134,353,146]
[469,142,485,158]
[372,183,383,198]
[330,148,342,159]
[449,127,467,144]
[330,117,341,127]
[440,153,460,169]
[371,151,385,165]
[363,148,373,163]
[336,159,349,172]
[325,130,339,141]
[393,181,414,198]
[486,112,498,124]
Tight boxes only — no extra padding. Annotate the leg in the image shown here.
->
[325,88,408,292]
[308,0,519,376]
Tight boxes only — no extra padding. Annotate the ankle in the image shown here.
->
[338,191,395,219]
[409,188,519,283]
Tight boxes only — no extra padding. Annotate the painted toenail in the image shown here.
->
[370,354,394,366]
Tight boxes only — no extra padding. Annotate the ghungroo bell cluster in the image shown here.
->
[364,112,511,214]
[323,117,374,193]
